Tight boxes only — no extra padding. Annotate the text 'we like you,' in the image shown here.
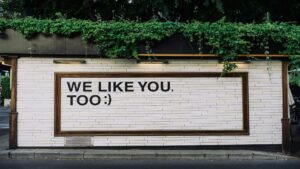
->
[65,81,173,106]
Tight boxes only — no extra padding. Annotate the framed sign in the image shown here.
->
[54,72,249,136]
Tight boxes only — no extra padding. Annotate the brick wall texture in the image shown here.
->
[17,58,283,147]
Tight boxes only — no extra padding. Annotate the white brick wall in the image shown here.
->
[17,58,283,147]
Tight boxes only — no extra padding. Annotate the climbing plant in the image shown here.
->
[0,17,299,85]
[1,76,11,100]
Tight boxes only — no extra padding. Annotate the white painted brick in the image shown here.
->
[17,58,283,146]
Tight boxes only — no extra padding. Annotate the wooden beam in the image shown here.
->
[138,53,289,58]
[281,61,290,153]
[9,56,18,149]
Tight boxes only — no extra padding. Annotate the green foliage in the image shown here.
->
[289,56,300,86]
[1,76,11,99]
[0,17,300,85]
[0,18,7,33]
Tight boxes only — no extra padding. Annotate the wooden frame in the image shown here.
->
[281,61,290,153]
[54,72,249,136]
[138,54,288,58]
[7,56,18,149]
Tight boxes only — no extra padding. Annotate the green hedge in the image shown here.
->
[1,76,10,100]
[0,17,299,85]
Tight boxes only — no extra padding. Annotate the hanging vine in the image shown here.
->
[0,17,299,85]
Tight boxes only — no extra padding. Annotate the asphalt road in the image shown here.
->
[0,159,300,169]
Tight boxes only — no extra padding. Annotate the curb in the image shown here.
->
[0,149,298,160]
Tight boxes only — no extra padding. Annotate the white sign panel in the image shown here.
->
[54,72,249,136]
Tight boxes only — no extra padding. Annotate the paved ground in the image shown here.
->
[0,159,300,169]
[0,107,9,151]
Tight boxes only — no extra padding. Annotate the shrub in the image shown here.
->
[1,76,11,100]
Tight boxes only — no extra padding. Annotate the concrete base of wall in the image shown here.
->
[0,149,297,160]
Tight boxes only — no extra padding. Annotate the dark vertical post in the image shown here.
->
[9,56,18,149]
[281,61,290,153]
